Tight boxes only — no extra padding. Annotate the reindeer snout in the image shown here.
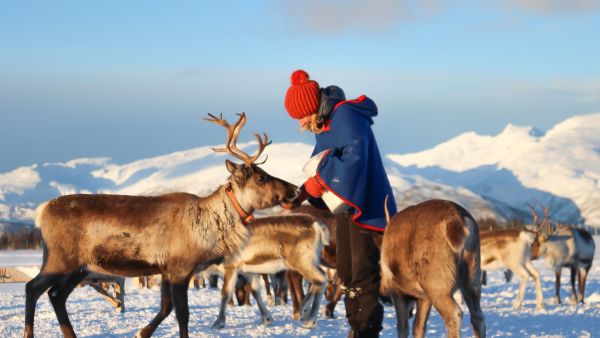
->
[278,187,298,204]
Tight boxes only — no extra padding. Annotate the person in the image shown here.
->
[282,69,397,338]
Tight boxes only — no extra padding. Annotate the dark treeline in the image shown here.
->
[0,228,43,250]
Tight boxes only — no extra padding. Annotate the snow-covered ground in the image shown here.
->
[1,237,599,337]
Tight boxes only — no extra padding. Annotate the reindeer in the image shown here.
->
[280,205,341,320]
[210,213,329,329]
[478,206,547,310]
[24,113,298,338]
[531,224,595,304]
[380,199,486,338]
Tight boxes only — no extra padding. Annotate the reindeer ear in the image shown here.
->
[225,160,239,174]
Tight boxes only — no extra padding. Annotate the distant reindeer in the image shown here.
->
[531,224,595,304]
[210,213,329,329]
[380,199,486,338]
[24,113,298,338]
[479,206,547,310]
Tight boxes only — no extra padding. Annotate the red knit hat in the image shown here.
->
[284,70,321,119]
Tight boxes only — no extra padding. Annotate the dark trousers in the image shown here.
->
[336,211,383,337]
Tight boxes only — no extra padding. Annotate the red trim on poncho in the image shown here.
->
[333,95,367,110]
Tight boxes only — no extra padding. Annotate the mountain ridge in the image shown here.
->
[2,113,600,228]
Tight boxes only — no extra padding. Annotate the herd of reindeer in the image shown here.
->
[22,113,596,338]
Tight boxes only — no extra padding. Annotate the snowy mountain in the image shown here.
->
[388,112,600,227]
[0,142,500,226]
[3,113,600,228]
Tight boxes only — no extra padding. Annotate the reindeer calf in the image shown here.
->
[211,214,329,329]
[480,229,545,310]
[532,225,595,304]
[380,199,485,338]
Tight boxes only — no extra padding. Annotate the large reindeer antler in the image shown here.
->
[204,112,271,166]
[528,204,550,233]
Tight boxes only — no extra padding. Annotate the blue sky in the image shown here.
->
[1,0,599,172]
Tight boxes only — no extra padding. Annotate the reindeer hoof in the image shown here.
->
[262,315,274,326]
[323,307,334,319]
[512,301,522,309]
[293,311,301,320]
[300,310,311,322]
[302,319,317,329]
[535,304,545,311]
[212,320,225,329]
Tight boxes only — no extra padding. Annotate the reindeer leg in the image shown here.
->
[524,261,544,310]
[209,274,219,288]
[391,293,411,338]
[295,264,325,328]
[170,277,192,338]
[300,281,324,329]
[578,266,590,303]
[412,298,432,338]
[263,274,274,306]
[430,293,463,338]
[272,271,287,306]
[512,266,529,309]
[213,267,238,329]
[569,266,577,303]
[136,280,173,338]
[287,270,304,320]
[48,270,89,338]
[555,269,562,304]
[249,274,274,325]
[24,273,62,338]
[235,275,251,306]
[299,289,315,322]
[459,283,486,338]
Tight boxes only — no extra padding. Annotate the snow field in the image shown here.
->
[0,237,599,337]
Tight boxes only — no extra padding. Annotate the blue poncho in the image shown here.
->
[312,95,397,232]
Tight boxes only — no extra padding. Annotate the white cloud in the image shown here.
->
[0,165,41,201]
[505,0,600,15]
[278,0,443,34]
[277,0,600,35]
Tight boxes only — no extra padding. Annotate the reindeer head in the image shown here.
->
[528,204,550,259]
[205,113,298,211]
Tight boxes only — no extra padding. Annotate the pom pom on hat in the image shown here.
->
[291,70,310,85]
[285,69,320,119]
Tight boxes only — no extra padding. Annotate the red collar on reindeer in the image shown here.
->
[225,183,255,226]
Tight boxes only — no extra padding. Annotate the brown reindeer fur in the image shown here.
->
[25,161,297,338]
[380,199,485,338]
